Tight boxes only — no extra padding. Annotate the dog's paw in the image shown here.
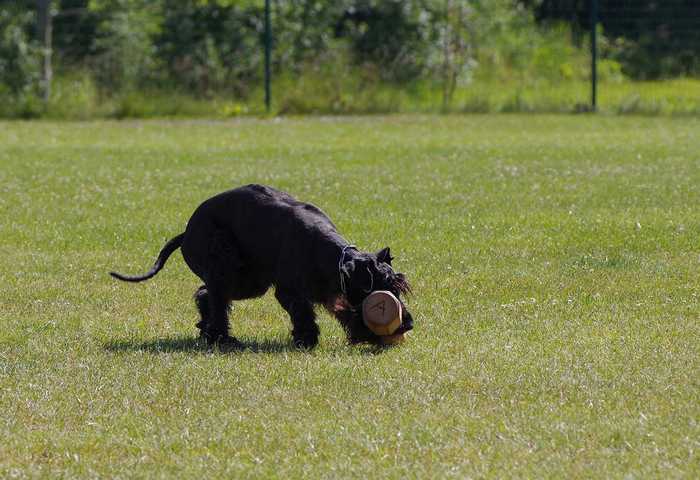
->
[201,330,243,350]
[217,335,244,352]
[292,333,319,350]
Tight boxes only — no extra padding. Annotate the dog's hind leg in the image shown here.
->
[275,290,319,349]
[200,287,241,349]
[193,285,210,336]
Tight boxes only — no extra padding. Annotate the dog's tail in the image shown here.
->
[110,233,185,283]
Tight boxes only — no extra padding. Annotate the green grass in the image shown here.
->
[452,78,700,115]
[0,115,698,478]
[4,73,700,118]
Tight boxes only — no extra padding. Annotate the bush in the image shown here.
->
[156,0,263,97]
[90,0,162,92]
[336,1,438,83]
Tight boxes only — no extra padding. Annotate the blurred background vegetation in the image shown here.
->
[1,0,699,118]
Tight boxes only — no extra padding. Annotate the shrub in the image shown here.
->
[89,0,162,92]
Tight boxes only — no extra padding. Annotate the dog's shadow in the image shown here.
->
[104,336,294,354]
[104,336,390,355]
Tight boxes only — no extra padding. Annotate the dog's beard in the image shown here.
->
[392,273,411,295]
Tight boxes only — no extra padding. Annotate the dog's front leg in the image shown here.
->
[275,290,319,349]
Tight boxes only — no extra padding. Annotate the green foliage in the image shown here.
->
[530,0,700,79]
[0,8,40,95]
[0,1,698,116]
[156,0,263,96]
[335,1,439,83]
[89,0,163,91]
[44,71,100,119]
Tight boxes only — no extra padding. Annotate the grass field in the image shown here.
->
[1,115,698,478]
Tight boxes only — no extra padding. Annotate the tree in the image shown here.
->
[0,5,40,96]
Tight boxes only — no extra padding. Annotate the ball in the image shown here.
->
[362,290,402,336]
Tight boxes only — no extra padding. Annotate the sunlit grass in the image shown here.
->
[446,78,700,114]
[0,115,698,477]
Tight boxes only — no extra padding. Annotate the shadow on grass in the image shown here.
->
[103,336,393,355]
[104,336,293,354]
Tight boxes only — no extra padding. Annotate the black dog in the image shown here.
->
[111,184,413,348]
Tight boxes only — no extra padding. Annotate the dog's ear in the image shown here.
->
[376,247,393,265]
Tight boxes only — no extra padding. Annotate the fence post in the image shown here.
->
[264,0,271,113]
[37,0,53,106]
[590,0,598,111]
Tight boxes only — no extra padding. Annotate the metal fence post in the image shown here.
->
[37,0,53,106]
[264,0,271,113]
[590,0,598,111]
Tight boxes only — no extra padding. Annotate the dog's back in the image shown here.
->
[182,184,345,287]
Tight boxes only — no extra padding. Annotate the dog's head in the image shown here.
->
[338,247,413,344]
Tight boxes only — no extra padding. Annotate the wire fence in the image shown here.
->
[533,0,700,113]
[1,1,699,117]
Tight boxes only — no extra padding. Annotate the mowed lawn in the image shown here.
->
[0,115,698,478]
